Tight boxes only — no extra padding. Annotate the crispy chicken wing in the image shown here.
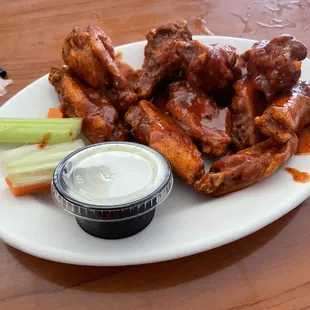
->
[175,40,242,93]
[135,20,192,99]
[167,81,231,156]
[255,82,310,143]
[62,25,137,113]
[62,25,113,89]
[125,100,205,184]
[194,134,298,196]
[49,66,129,143]
[231,77,266,150]
[241,34,307,98]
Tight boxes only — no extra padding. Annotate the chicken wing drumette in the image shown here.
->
[194,134,298,196]
[241,34,307,98]
[175,40,242,93]
[125,100,205,184]
[62,25,137,113]
[135,20,192,99]
[49,66,129,143]
[167,81,231,157]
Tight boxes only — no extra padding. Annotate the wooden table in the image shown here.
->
[1,0,310,308]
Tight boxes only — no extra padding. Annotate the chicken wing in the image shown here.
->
[62,25,137,113]
[125,100,205,184]
[135,20,192,99]
[241,34,307,98]
[167,81,231,156]
[255,81,310,143]
[231,77,266,150]
[175,40,242,93]
[194,134,298,196]
[49,66,129,143]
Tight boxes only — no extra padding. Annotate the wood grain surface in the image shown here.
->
[1,0,310,309]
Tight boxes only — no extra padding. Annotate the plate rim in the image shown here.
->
[0,188,308,266]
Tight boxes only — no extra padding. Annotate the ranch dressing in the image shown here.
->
[58,143,169,206]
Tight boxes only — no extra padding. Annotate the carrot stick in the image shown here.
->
[47,108,63,118]
[5,177,51,197]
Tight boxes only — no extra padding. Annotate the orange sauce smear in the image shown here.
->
[285,167,310,183]
[115,51,123,61]
[38,132,52,149]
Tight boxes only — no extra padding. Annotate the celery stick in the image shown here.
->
[1,139,84,164]
[1,141,83,165]
[0,144,39,165]
[0,118,82,144]
[6,152,70,174]
[2,139,85,187]
[9,175,53,187]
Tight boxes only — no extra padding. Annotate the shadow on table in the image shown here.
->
[7,205,301,293]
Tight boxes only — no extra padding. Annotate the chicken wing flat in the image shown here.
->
[231,77,266,151]
[255,81,310,143]
[62,25,137,113]
[167,81,231,156]
[49,66,129,143]
[125,100,205,184]
[194,134,298,196]
[241,34,307,98]
[135,20,192,99]
[175,40,242,93]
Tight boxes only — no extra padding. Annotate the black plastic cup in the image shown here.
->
[76,207,155,239]
[51,142,173,239]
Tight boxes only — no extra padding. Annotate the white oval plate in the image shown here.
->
[1,36,310,266]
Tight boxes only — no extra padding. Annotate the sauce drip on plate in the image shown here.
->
[285,167,310,183]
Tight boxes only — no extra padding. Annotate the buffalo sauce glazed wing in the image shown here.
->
[135,20,192,99]
[194,134,298,196]
[167,81,231,156]
[125,100,205,184]
[175,40,242,93]
[241,34,307,98]
[255,81,310,143]
[49,66,129,143]
[231,77,266,151]
[62,25,137,113]
[50,21,310,197]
